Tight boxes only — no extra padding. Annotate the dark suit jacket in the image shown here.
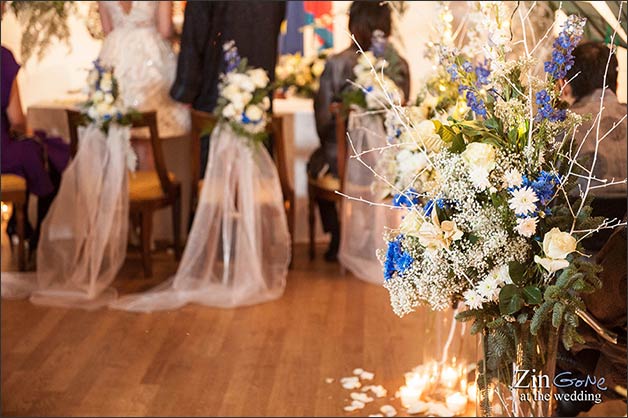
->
[307,46,410,178]
[170,1,285,112]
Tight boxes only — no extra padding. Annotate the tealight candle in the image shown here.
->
[399,385,422,408]
[446,392,468,415]
[440,366,459,389]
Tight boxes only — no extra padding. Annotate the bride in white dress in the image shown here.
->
[98,1,190,137]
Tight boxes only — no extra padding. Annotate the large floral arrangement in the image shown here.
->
[214,41,271,143]
[274,51,328,98]
[342,30,406,111]
[80,60,138,170]
[368,11,626,416]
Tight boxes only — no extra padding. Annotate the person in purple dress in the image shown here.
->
[1,45,69,251]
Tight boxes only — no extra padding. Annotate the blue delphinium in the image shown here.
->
[531,171,561,206]
[447,64,459,81]
[465,90,487,118]
[384,235,414,281]
[370,30,387,58]
[535,89,567,122]
[474,61,491,86]
[461,61,473,73]
[393,189,420,207]
[224,41,241,73]
[543,15,585,80]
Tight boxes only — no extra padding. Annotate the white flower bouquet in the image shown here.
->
[342,30,405,111]
[80,60,138,171]
[82,60,138,132]
[214,41,271,143]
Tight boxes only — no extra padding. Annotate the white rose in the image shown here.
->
[542,228,577,260]
[261,96,271,111]
[104,93,114,104]
[461,142,496,172]
[400,209,424,237]
[93,90,105,103]
[233,73,256,92]
[534,228,576,273]
[244,105,264,122]
[534,256,570,273]
[247,68,269,89]
[221,83,241,102]
[100,74,113,92]
[222,103,236,119]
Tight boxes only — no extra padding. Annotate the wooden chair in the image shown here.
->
[189,110,296,263]
[307,102,348,260]
[1,174,28,271]
[66,110,182,277]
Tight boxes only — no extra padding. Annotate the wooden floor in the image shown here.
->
[2,238,626,416]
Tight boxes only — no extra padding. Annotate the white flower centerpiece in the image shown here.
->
[343,9,626,417]
[274,50,328,98]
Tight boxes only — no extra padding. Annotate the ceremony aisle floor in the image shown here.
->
[2,242,625,417]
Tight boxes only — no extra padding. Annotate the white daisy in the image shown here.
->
[476,276,501,302]
[508,186,539,215]
[463,289,483,310]
[487,265,512,286]
[504,168,523,188]
[468,166,492,190]
[515,216,538,238]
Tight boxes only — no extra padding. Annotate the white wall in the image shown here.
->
[1,2,102,110]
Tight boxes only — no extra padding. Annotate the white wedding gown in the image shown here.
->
[98,1,190,137]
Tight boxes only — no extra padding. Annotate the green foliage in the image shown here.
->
[10,1,76,63]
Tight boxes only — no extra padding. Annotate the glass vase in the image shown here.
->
[476,322,559,417]
[398,307,476,416]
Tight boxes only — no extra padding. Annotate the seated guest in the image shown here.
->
[307,1,410,261]
[1,45,68,251]
[561,42,627,252]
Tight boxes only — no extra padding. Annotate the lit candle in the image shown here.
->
[406,371,429,391]
[446,392,468,415]
[399,385,422,408]
[440,366,458,389]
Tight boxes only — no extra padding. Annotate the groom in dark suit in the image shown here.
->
[170,1,286,177]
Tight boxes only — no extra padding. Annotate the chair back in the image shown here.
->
[269,115,293,202]
[329,102,349,190]
[65,109,174,196]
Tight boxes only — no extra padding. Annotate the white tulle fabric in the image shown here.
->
[98,1,190,137]
[0,125,131,308]
[339,112,400,285]
[111,124,290,312]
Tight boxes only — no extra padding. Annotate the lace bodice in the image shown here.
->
[101,1,157,30]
